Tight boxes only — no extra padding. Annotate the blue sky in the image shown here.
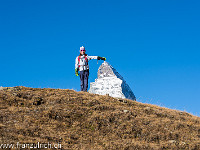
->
[0,0,199,116]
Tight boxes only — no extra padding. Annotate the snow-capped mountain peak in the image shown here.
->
[89,61,136,100]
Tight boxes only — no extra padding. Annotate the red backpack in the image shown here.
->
[78,55,88,67]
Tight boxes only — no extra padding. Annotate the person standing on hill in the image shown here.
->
[75,46,106,92]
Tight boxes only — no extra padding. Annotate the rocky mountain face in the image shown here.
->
[89,61,136,100]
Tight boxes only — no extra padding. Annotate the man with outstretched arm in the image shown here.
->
[75,46,106,92]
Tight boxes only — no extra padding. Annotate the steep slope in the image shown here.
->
[0,87,200,150]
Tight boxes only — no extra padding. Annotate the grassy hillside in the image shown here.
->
[0,87,200,150]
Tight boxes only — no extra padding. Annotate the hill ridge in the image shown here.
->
[0,86,200,149]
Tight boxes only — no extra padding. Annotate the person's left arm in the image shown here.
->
[87,56,106,61]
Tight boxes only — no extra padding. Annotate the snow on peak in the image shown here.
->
[89,61,136,100]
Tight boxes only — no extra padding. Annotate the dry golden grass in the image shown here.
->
[0,86,200,150]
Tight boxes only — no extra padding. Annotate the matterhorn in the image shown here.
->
[89,61,136,100]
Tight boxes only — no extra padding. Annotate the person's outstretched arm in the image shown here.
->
[87,56,106,61]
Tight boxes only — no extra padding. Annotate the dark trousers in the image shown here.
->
[79,70,89,91]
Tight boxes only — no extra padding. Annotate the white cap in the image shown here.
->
[80,46,85,51]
